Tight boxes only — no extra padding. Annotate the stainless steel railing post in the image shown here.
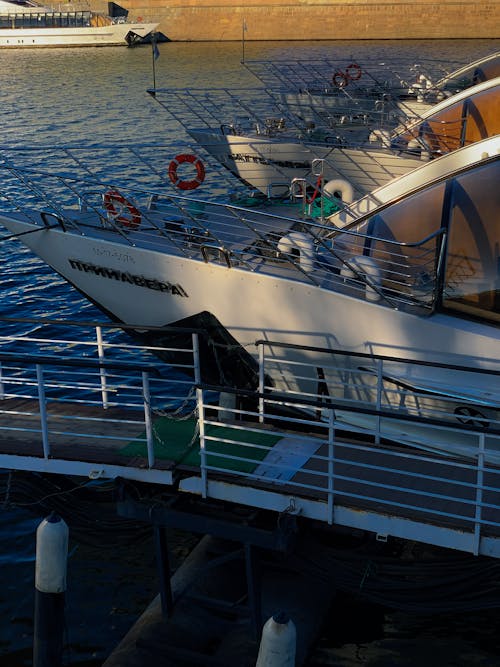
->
[327,408,335,525]
[193,333,208,498]
[95,326,108,409]
[36,364,50,458]
[142,371,155,468]
[472,432,485,556]
[258,344,265,423]
[375,359,383,445]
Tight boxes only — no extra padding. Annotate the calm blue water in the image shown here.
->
[0,38,499,666]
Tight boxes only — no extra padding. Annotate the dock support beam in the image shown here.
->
[154,524,174,617]
[245,543,262,639]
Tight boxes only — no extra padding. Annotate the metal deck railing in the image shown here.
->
[0,142,247,201]
[0,159,447,315]
[241,56,483,106]
[149,86,402,139]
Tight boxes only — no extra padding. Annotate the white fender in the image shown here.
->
[278,231,315,273]
[419,73,433,89]
[323,178,354,204]
[256,612,296,667]
[35,513,69,594]
[340,255,382,302]
[368,128,392,148]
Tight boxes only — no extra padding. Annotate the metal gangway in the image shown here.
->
[0,319,499,559]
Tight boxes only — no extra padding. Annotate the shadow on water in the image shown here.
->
[308,582,500,666]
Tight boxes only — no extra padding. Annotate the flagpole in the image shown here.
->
[151,33,158,94]
[241,19,246,63]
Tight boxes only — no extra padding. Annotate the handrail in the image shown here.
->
[253,339,500,377]
[196,382,500,437]
[318,220,447,250]
[0,315,206,336]
[0,350,162,375]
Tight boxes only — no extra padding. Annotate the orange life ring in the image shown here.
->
[103,190,141,229]
[168,154,206,191]
[346,63,362,81]
[332,70,348,88]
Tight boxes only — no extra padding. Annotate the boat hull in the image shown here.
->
[187,128,427,197]
[1,210,499,461]
[0,22,158,47]
[1,214,498,373]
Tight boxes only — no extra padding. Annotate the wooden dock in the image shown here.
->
[0,321,499,559]
[0,320,499,665]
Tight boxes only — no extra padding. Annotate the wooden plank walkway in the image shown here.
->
[0,397,175,470]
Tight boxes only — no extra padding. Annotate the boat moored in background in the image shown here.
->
[0,0,159,47]
[243,50,500,124]
[165,75,500,199]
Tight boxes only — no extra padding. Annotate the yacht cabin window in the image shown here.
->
[443,159,500,323]
[339,157,499,322]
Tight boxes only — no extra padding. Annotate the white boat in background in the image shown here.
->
[244,50,500,125]
[0,135,498,462]
[0,0,159,47]
[181,76,500,198]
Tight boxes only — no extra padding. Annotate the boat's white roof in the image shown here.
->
[404,75,500,125]
[332,134,500,225]
[436,50,500,87]
[0,0,52,12]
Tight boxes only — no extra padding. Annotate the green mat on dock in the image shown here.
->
[120,416,281,474]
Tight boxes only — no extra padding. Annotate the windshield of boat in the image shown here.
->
[440,54,500,91]
[394,80,500,154]
[329,156,499,323]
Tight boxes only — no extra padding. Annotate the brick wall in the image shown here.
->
[95,0,500,40]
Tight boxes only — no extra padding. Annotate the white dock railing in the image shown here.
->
[191,340,500,557]
[0,319,198,479]
[0,321,499,557]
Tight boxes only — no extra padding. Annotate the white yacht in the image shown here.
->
[183,76,500,198]
[0,136,498,453]
[0,0,158,47]
[244,51,500,125]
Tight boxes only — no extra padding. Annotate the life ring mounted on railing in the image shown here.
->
[103,190,141,229]
[332,63,363,88]
[168,153,206,191]
[346,63,362,81]
[332,70,348,88]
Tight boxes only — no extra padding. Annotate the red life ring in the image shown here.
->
[346,63,362,81]
[103,190,141,229]
[332,70,348,88]
[306,175,323,205]
[168,153,206,191]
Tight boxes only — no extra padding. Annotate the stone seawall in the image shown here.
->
[94,0,500,41]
